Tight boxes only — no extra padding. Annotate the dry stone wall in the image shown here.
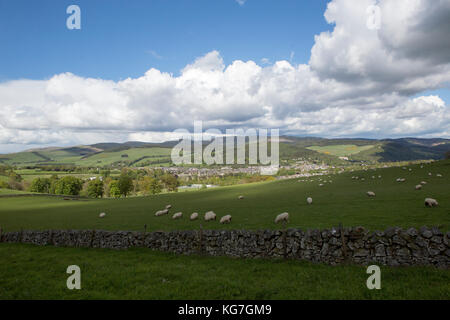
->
[1,226,449,268]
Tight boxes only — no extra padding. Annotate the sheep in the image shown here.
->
[238,195,244,200]
[436,173,442,177]
[220,215,232,224]
[424,198,439,207]
[319,183,324,187]
[396,178,405,182]
[378,175,382,179]
[204,211,217,221]
[190,212,199,220]
[361,178,365,181]
[165,205,172,209]
[274,212,289,224]
[420,181,427,185]
[99,212,106,218]
[307,197,313,204]
[155,209,169,217]
[367,191,376,197]
[415,184,422,190]
[428,172,432,176]
[172,212,182,219]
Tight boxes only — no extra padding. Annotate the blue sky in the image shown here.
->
[0,0,449,152]
[0,0,332,81]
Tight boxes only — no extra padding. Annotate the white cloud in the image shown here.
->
[0,0,449,152]
[235,0,246,6]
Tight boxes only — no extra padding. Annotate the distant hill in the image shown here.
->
[0,136,448,167]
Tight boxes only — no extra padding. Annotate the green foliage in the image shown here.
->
[108,181,121,198]
[30,177,51,193]
[53,176,83,196]
[161,173,179,192]
[87,179,104,198]
[118,173,133,197]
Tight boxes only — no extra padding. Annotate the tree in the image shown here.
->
[108,181,121,198]
[140,176,162,195]
[53,176,83,196]
[161,174,179,192]
[118,173,133,197]
[30,177,51,193]
[87,179,104,198]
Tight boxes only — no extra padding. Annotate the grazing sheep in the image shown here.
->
[378,175,381,179]
[220,215,232,224]
[367,191,376,197]
[428,172,432,176]
[361,178,365,181]
[420,165,424,169]
[238,195,244,200]
[190,212,199,220]
[166,205,172,209]
[372,176,375,179]
[415,184,422,190]
[99,212,106,218]
[307,197,313,204]
[425,198,439,207]
[420,181,427,185]
[204,211,217,221]
[319,183,324,187]
[155,209,169,217]
[409,168,412,172]
[172,212,182,219]
[436,173,442,177]
[396,178,406,182]
[274,212,289,224]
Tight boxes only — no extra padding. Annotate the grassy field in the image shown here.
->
[0,147,171,167]
[0,160,448,232]
[0,243,448,300]
[0,161,448,300]
[307,144,377,157]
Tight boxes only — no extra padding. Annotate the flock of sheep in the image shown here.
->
[97,165,442,223]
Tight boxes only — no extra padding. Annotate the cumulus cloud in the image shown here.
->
[0,0,449,152]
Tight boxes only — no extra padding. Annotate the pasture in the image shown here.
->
[0,160,448,300]
[0,160,448,232]
[307,144,378,157]
[0,243,448,299]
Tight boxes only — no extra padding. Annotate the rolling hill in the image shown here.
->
[0,137,448,167]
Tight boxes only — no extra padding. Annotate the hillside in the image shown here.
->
[0,137,448,167]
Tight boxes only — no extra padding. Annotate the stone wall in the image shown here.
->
[1,226,449,268]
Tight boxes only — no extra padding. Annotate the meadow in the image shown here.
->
[306,144,378,157]
[0,160,448,300]
[0,160,448,232]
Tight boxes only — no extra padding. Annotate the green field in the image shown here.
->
[0,147,171,167]
[0,160,448,300]
[307,144,377,157]
[0,160,448,232]
[0,243,448,299]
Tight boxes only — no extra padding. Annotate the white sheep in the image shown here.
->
[307,197,313,204]
[172,212,182,219]
[166,204,172,209]
[155,209,169,217]
[220,214,232,224]
[190,212,199,220]
[420,181,427,185]
[428,172,432,176]
[415,184,422,190]
[319,183,324,187]
[204,211,217,221]
[436,173,442,177]
[238,195,244,199]
[99,212,106,218]
[367,191,376,197]
[275,212,289,224]
[424,198,438,207]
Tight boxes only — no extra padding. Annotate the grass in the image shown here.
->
[0,147,171,167]
[0,160,448,232]
[307,144,376,157]
[0,243,448,300]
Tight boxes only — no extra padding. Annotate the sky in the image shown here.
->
[0,0,449,153]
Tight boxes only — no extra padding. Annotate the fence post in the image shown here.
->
[0,226,3,243]
[142,224,147,247]
[20,228,23,243]
[49,230,54,246]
